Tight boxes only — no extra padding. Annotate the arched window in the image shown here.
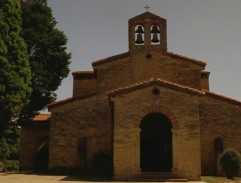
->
[135,25,144,45]
[151,24,160,45]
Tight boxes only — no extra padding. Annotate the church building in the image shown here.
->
[20,11,241,181]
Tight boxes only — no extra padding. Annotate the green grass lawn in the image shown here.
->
[201,176,241,183]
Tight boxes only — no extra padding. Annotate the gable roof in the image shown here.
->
[108,78,204,98]
[92,52,131,67]
[48,92,96,109]
[166,52,206,67]
[128,11,165,22]
[91,51,206,68]
[203,90,241,106]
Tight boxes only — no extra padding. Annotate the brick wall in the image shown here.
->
[49,95,112,169]
[19,124,49,170]
[111,85,201,180]
[200,96,241,175]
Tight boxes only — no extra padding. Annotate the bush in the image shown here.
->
[3,160,19,172]
[219,148,241,179]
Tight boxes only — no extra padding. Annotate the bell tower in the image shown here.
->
[128,11,167,52]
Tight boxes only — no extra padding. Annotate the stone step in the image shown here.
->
[135,172,179,179]
[131,172,187,182]
[129,178,188,182]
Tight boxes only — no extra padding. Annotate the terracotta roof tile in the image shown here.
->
[91,51,206,67]
[108,78,204,98]
[92,52,131,66]
[32,114,51,121]
[203,90,241,106]
[72,71,96,80]
[72,71,94,75]
[167,52,207,66]
[48,92,96,109]
[129,11,165,22]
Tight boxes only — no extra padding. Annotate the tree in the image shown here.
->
[20,0,71,122]
[219,148,241,179]
[0,0,31,136]
[0,0,31,171]
[0,122,20,171]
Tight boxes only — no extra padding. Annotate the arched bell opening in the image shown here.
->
[140,113,172,172]
[151,24,160,45]
[135,25,145,45]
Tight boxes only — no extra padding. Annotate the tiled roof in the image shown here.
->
[203,90,241,106]
[72,71,94,75]
[91,51,206,68]
[167,52,207,66]
[108,78,205,97]
[108,79,241,106]
[92,52,131,66]
[32,114,51,122]
[128,11,165,22]
[72,71,96,80]
[48,92,96,109]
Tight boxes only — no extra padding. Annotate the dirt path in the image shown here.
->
[0,173,208,183]
[0,173,81,183]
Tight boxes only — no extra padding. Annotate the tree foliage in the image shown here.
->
[0,0,31,136]
[20,0,71,122]
[0,122,19,171]
[219,148,241,179]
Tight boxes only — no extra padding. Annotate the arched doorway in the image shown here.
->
[34,142,49,172]
[140,113,172,172]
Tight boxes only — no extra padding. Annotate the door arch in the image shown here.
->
[140,113,172,172]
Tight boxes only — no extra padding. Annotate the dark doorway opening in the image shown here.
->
[140,113,172,172]
[34,142,49,172]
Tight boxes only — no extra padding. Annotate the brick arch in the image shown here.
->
[134,105,178,129]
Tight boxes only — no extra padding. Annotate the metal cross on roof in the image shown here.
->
[144,4,150,11]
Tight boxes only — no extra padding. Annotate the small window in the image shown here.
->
[77,138,87,168]
[214,137,223,153]
[152,88,160,95]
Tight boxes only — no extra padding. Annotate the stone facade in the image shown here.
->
[20,11,241,180]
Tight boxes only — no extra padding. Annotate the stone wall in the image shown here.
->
[200,95,241,175]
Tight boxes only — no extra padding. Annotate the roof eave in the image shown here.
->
[48,92,96,110]
[108,78,204,99]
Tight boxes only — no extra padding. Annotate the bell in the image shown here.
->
[151,25,160,33]
[151,33,159,43]
[135,25,144,33]
[135,33,144,44]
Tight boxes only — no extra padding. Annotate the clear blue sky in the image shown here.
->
[48,0,241,101]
